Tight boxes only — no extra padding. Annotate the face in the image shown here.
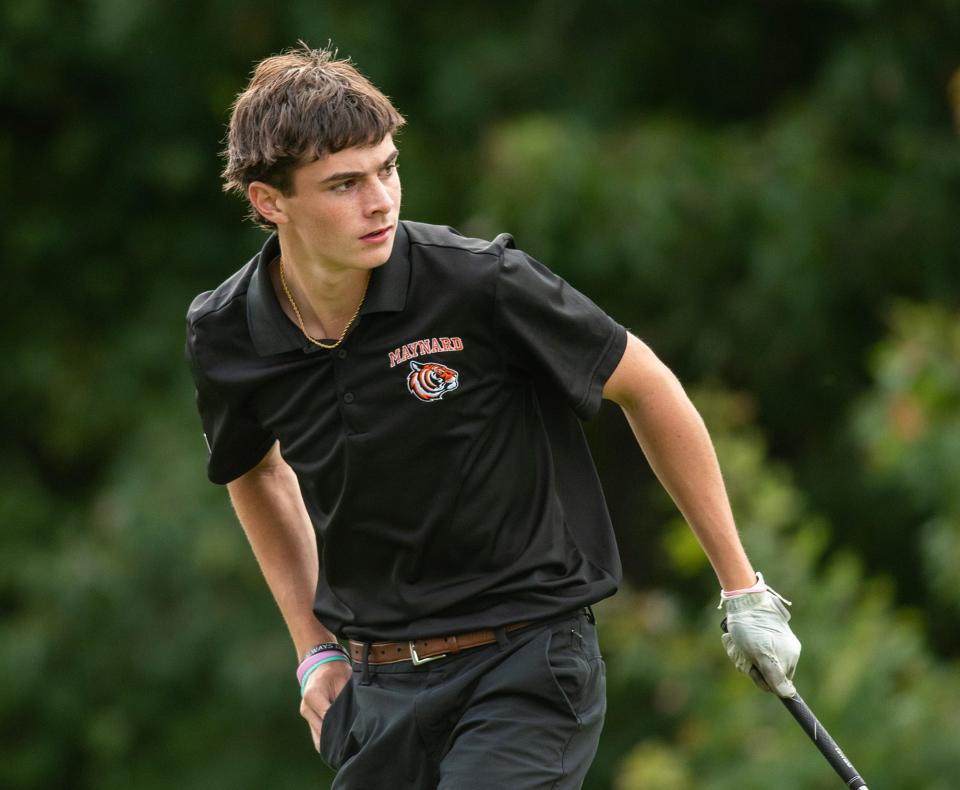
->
[254,134,402,274]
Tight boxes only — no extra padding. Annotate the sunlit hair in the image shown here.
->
[221,42,406,228]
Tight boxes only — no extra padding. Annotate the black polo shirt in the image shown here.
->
[186,221,627,641]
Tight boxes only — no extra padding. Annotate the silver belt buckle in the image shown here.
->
[409,641,446,666]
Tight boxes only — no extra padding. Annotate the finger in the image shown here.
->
[300,707,324,752]
[755,654,797,698]
[722,635,758,680]
[785,650,800,682]
[774,678,798,698]
[721,634,747,667]
[301,674,335,719]
[747,666,772,693]
[300,697,326,733]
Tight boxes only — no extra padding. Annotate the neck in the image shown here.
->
[271,242,371,342]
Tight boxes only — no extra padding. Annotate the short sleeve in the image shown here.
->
[185,324,275,485]
[494,246,627,420]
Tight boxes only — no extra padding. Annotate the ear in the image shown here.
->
[247,181,289,225]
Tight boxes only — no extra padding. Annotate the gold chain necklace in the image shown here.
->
[278,258,369,349]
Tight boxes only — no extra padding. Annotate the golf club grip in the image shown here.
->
[780,692,868,789]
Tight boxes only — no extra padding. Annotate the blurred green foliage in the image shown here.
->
[2,1,959,788]
[598,389,960,788]
[855,303,960,619]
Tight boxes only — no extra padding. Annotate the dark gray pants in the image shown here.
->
[320,608,606,789]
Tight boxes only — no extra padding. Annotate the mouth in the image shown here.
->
[360,225,393,242]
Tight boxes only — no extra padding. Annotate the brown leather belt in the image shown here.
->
[349,620,534,666]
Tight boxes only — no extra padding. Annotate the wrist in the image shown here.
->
[298,653,351,697]
[721,571,767,598]
[297,642,349,676]
[293,625,341,661]
[718,571,793,612]
[297,643,351,697]
[301,641,347,662]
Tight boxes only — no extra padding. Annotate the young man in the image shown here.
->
[186,45,801,789]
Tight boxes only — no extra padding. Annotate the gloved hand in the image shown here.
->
[719,573,801,697]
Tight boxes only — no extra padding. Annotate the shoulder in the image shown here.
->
[184,254,261,377]
[186,256,257,331]
[403,221,515,262]
[400,222,556,284]
[400,222,523,301]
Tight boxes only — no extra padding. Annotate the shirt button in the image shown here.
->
[337,349,347,359]
[343,392,355,404]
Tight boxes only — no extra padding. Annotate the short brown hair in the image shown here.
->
[221,43,406,227]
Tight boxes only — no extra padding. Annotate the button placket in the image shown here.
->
[333,345,360,434]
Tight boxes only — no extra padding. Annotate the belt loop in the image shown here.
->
[585,605,596,624]
[360,642,371,685]
[494,625,509,650]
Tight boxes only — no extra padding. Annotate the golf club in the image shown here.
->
[779,690,868,789]
[721,618,869,788]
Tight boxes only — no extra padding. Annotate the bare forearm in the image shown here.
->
[227,443,335,657]
[606,334,755,590]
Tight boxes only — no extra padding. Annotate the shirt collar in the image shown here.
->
[247,222,411,356]
[360,220,410,316]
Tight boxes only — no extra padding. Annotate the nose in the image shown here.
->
[364,176,395,216]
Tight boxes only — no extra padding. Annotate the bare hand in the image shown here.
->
[299,660,353,752]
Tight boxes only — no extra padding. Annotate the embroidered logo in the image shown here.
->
[388,336,463,368]
[406,360,459,402]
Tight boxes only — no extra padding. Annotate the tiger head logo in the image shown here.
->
[407,360,459,402]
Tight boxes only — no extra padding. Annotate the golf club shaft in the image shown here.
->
[779,692,868,789]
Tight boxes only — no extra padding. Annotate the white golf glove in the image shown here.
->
[719,572,801,697]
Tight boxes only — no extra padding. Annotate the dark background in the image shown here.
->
[3,1,960,787]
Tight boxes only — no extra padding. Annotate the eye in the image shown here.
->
[331,179,355,193]
[381,161,399,178]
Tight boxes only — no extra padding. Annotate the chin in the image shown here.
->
[362,244,395,268]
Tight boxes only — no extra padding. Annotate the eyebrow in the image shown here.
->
[318,149,399,185]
